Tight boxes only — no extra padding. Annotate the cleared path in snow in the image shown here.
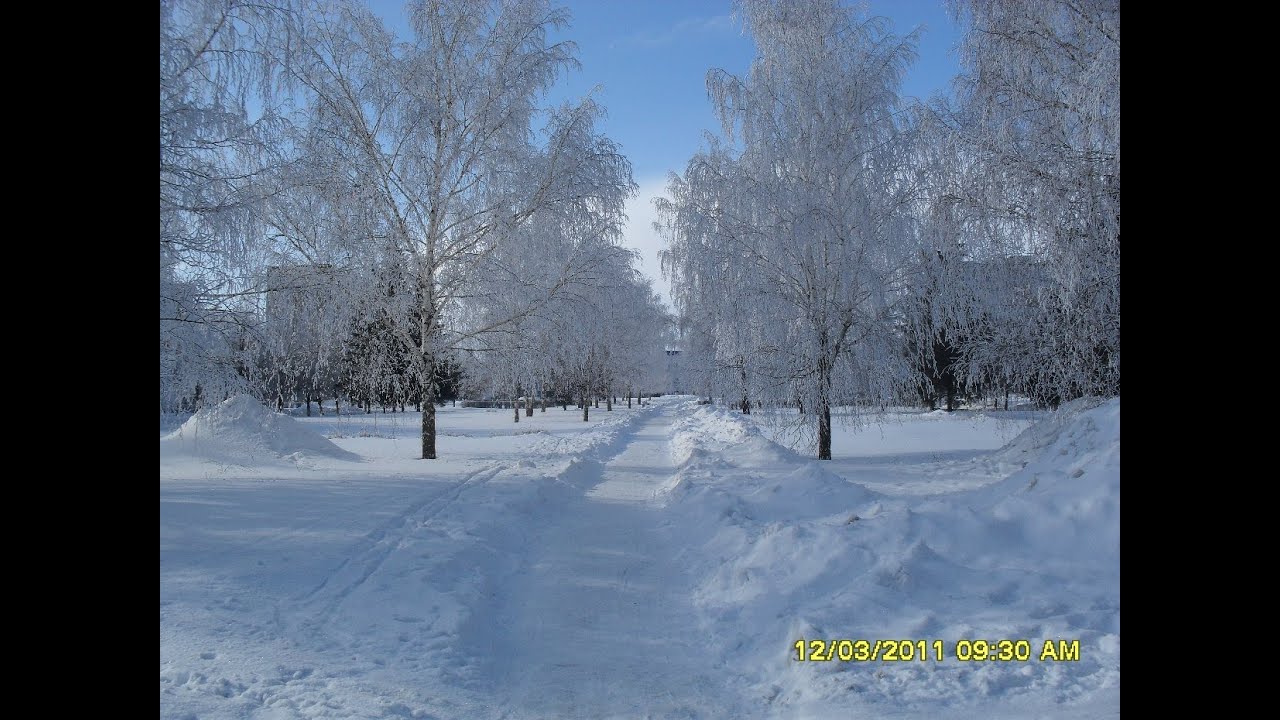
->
[489,400,743,718]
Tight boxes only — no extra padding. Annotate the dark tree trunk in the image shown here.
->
[422,382,437,460]
[606,396,612,411]
[627,392,632,409]
[335,398,341,416]
[945,383,956,412]
[306,396,312,417]
[514,397,520,423]
[817,351,832,460]
[526,395,534,417]
[818,401,832,460]
[594,398,599,408]
[1004,391,1009,411]
[582,394,589,422]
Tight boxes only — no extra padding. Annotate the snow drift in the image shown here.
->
[161,394,359,464]
[664,397,1120,717]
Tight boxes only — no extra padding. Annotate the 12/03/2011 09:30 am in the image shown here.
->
[793,639,1081,662]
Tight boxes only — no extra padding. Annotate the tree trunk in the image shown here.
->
[945,383,956,412]
[818,401,832,460]
[1004,391,1009,411]
[526,395,534,417]
[606,395,612,411]
[594,398,599,408]
[306,396,312,417]
[541,395,546,413]
[335,398,341,416]
[817,352,832,460]
[422,379,437,460]
[514,397,520,423]
[582,394,589,422]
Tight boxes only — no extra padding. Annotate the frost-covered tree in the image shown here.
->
[160,0,295,411]
[281,0,634,457]
[928,0,1120,405]
[659,0,921,459]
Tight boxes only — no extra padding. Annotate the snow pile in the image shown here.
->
[670,402,796,466]
[161,394,359,464]
[670,403,754,464]
[986,396,1112,469]
[659,402,803,501]
[970,397,1121,567]
[667,397,1120,717]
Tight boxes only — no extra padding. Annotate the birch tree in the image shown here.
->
[160,0,294,410]
[660,0,921,459]
[283,0,633,457]
[932,0,1120,405]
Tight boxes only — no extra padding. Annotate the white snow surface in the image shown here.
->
[160,396,1119,718]
[162,394,359,465]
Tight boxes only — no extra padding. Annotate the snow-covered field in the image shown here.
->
[160,395,1119,719]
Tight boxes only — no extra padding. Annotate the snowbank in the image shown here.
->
[161,394,359,464]
[664,397,1120,716]
[971,397,1120,566]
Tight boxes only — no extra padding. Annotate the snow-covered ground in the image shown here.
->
[160,395,1119,718]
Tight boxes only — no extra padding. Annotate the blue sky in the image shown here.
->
[368,0,963,309]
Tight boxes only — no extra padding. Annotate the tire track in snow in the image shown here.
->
[289,463,507,637]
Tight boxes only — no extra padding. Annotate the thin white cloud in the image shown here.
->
[621,14,735,48]
[621,176,674,311]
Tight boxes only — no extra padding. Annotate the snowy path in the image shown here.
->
[490,404,741,718]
